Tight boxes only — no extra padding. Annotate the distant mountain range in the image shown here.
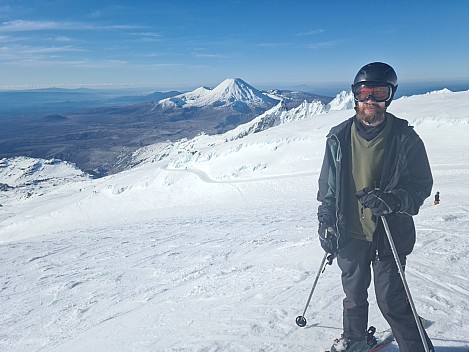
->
[0,78,334,176]
[0,79,330,116]
[0,88,182,116]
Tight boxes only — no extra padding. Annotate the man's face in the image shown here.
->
[356,100,386,126]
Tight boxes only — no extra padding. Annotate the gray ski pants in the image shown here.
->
[337,238,434,352]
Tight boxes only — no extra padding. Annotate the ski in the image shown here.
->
[323,317,431,352]
[324,326,394,352]
[367,317,430,351]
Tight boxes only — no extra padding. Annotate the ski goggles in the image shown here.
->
[353,83,393,102]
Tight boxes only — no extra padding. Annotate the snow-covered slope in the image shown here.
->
[1,89,469,352]
[0,157,88,187]
[131,89,353,166]
[0,157,90,206]
[155,78,279,110]
[228,91,353,138]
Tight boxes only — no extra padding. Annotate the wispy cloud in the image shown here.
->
[0,20,64,31]
[258,42,290,48]
[0,19,148,68]
[0,44,84,63]
[103,59,127,65]
[308,40,341,49]
[190,47,228,59]
[22,45,84,54]
[150,63,182,68]
[0,54,129,69]
[296,29,325,36]
[47,59,127,69]
[90,10,102,18]
[52,36,74,42]
[131,31,163,42]
[109,24,143,30]
[0,19,144,32]
[137,32,161,38]
[193,53,227,59]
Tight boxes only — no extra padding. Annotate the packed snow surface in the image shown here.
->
[1,89,469,351]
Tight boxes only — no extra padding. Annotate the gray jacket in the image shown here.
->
[317,113,433,258]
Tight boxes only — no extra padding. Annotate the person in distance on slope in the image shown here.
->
[316,62,434,352]
[434,191,440,205]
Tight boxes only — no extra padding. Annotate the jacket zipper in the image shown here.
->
[328,133,342,241]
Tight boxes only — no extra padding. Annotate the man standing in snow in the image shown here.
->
[317,62,434,352]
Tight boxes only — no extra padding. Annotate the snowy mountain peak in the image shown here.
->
[327,90,355,111]
[211,78,269,103]
[156,78,278,110]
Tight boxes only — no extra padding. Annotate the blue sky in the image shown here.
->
[1,0,469,91]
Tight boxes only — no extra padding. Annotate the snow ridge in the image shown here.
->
[0,157,89,188]
[327,90,354,110]
[227,90,353,140]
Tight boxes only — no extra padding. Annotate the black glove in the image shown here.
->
[318,222,338,255]
[356,187,401,216]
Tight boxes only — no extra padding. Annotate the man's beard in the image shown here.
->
[356,103,386,125]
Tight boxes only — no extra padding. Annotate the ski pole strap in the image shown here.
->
[324,254,334,269]
[366,326,376,345]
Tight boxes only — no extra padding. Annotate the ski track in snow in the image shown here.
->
[1,199,335,352]
[2,177,469,351]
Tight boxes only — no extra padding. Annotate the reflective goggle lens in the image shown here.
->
[354,84,392,102]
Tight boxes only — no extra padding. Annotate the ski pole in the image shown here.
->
[380,216,431,352]
[296,252,330,327]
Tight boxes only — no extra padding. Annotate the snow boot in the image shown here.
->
[329,335,367,352]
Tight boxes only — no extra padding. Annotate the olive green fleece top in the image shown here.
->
[346,117,393,242]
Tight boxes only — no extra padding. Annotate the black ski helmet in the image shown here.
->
[352,62,398,106]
